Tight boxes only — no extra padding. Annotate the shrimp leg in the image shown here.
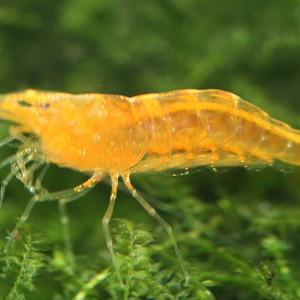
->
[102,174,122,284]
[20,162,77,268]
[58,197,75,273]
[0,135,17,148]
[0,148,40,207]
[4,173,104,253]
[0,167,19,207]
[36,165,74,271]
[122,173,190,286]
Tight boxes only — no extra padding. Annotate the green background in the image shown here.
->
[0,0,300,299]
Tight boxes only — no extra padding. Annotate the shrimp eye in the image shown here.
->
[17,99,32,107]
[40,103,50,110]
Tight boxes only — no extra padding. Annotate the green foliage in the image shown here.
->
[0,232,49,300]
[1,171,300,300]
[106,219,214,300]
[0,219,216,300]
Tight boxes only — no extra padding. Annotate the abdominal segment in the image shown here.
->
[133,92,299,173]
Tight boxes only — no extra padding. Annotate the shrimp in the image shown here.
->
[0,88,299,284]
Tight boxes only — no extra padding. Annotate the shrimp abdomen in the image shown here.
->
[133,89,300,172]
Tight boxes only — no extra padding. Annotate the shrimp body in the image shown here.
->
[0,90,149,173]
[0,88,299,284]
[0,89,298,174]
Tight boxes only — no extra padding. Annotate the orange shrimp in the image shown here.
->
[0,88,299,284]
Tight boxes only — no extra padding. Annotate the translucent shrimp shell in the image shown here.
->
[0,88,299,285]
[0,89,299,175]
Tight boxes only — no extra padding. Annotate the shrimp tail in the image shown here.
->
[253,121,300,166]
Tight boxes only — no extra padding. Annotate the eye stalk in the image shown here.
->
[17,99,33,107]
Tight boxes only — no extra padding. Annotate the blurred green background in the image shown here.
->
[0,0,299,299]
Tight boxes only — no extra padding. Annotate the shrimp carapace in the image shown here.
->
[0,88,299,285]
[0,89,299,173]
